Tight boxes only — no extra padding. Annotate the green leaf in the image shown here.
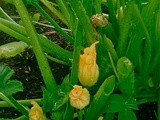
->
[116,57,135,96]
[0,41,28,59]
[95,75,115,100]
[125,97,138,110]
[0,66,14,86]
[32,13,40,22]
[105,94,126,113]
[118,108,137,120]
[104,94,138,114]
[117,3,135,57]
[58,74,72,95]
[42,87,56,112]
[85,75,115,120]
[0,80,23,96]
[51,109,64,120]
[103,113,115,120]
[0,66,23,96]
[42,74,70,112]
[52,94,69,111]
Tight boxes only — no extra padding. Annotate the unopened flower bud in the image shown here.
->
[29,101,46,120]
[78,41,99,87]
[91,14,108,28]
[69,85,90,109]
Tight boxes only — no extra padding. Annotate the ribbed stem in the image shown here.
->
[13,0,57,94]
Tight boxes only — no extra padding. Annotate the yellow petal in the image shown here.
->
[29,101,45,120]
[69,85,90,109]
[78,41,99,87]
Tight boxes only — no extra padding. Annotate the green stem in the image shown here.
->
[108,51,119,79]
[32,3,74,44]
[0,98,42,107]
[70,22,82,85]
[45,54,69,66]
[13,0,57,94]
[40,0,68,25]
[0,7,16,23]
[7,96,29,116]
[77,110,83,120]
[0,93,29,117]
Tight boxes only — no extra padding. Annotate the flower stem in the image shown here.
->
[108,51,119,79]
[77,110,83,120]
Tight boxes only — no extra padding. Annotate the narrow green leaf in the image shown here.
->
[85,75,115,120]
[68,0,96,45]
[106,0,119,36]
[82,0,93,16]
[95,75,115,100]
[117,3,134,57]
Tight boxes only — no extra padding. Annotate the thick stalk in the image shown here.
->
[13,0,57,94]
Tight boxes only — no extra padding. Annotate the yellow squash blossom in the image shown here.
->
[69,85,90,109]
[29,101,46,120]
[78,41,99,87]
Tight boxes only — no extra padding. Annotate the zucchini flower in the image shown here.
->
[29,101,46,120]
[69,85,90,109]
[78,41,99,87]
[91,14,108,28]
